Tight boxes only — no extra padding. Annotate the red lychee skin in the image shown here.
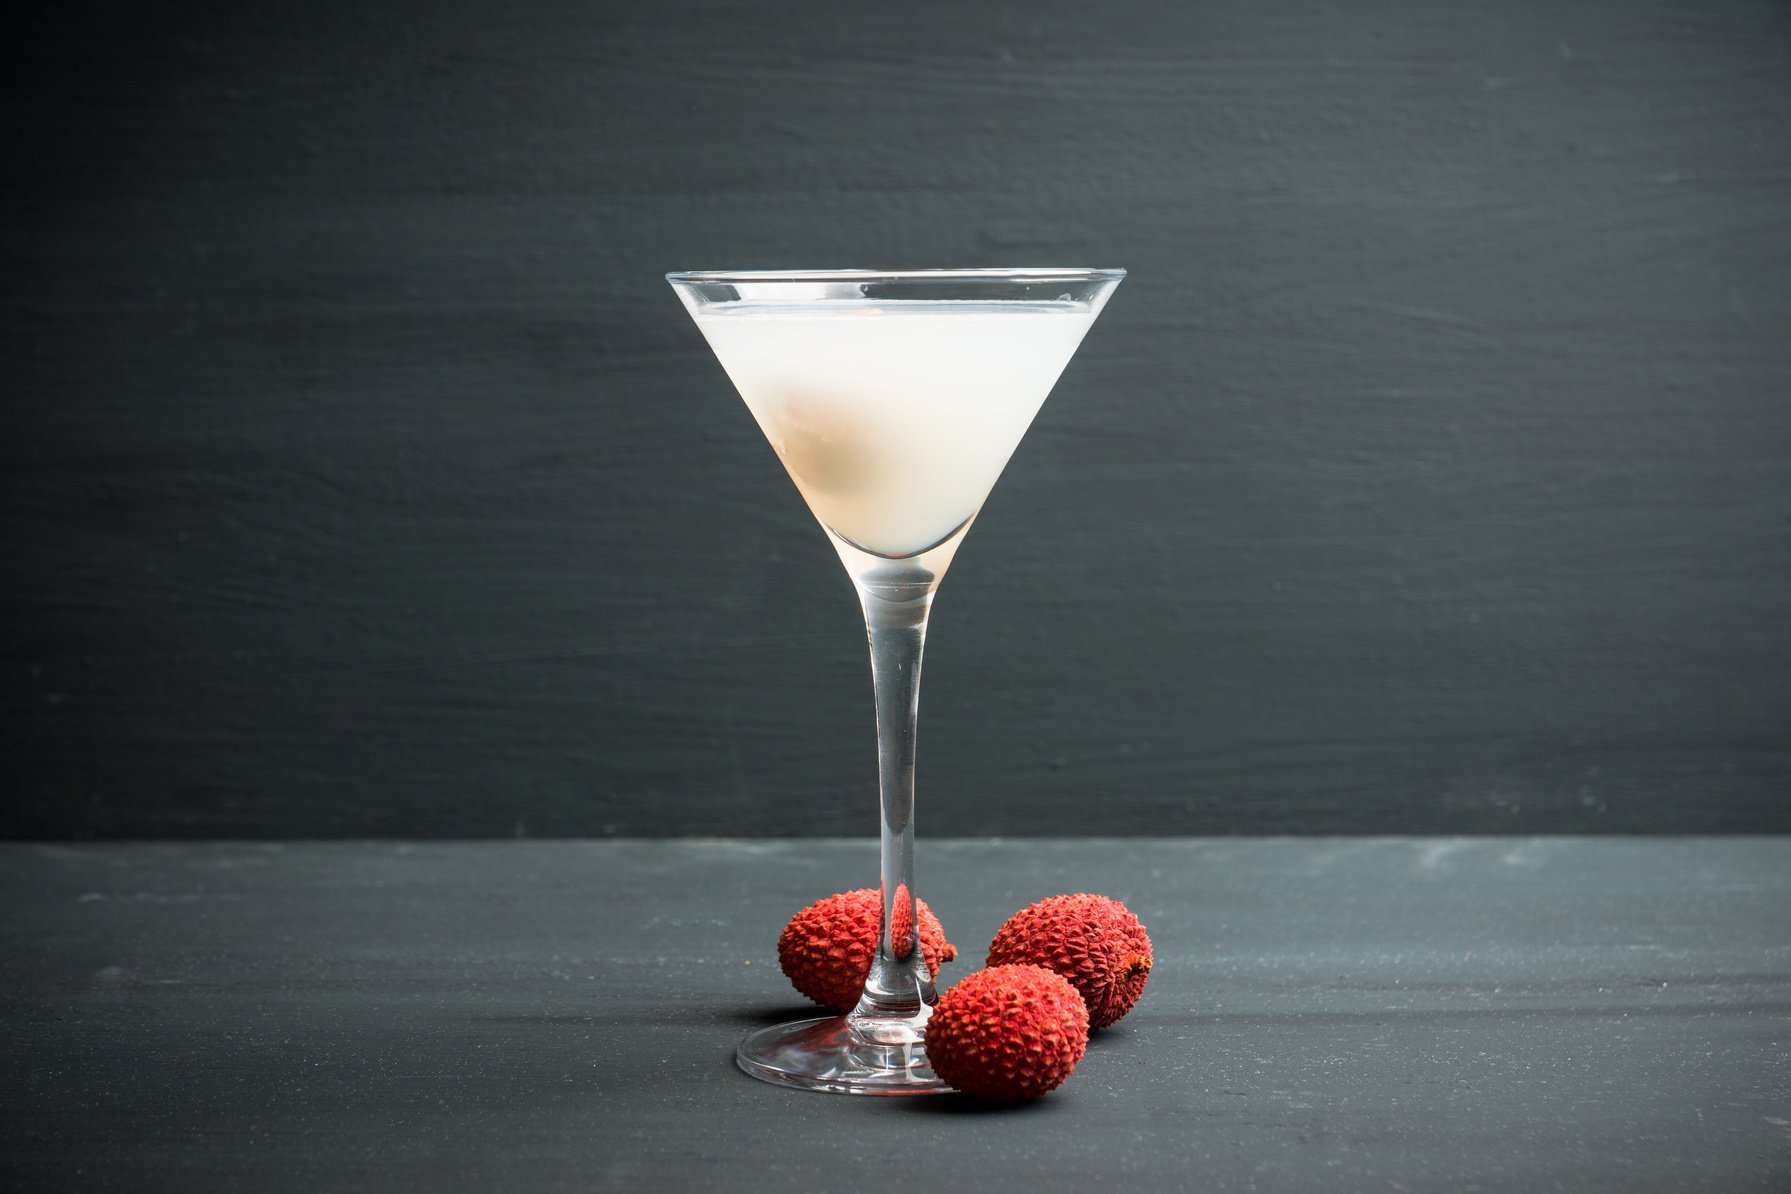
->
[986,893,1153,1029]
[924,964,1089,1099]
[777,889,958,1013]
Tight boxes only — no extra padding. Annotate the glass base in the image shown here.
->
[735,1014,950,1095]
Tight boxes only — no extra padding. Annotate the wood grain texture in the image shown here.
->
[2,839,1789,1191]
[3,0,1789,836]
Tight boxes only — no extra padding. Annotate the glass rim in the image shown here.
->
[665,267,1126,285]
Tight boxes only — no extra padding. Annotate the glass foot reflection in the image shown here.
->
[736,1014,948,1095]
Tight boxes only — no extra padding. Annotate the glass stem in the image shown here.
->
[848,569,938,1037]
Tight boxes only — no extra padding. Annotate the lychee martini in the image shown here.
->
[667,268,1125,1094]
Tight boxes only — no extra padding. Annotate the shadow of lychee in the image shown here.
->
[900,1092,1064,1115]
[1083,1024,1133,1050]
[726,1002,827,1027]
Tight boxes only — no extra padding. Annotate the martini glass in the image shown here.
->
[667,267,1125,1094]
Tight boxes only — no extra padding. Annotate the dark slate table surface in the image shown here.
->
[3,838,1787,1192]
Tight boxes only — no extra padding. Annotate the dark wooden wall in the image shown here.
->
[5,0,1788,837]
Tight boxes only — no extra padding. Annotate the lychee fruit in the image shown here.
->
[777,889,957,1013]
[986,893,1153,1029]
[924,964,1090,1099]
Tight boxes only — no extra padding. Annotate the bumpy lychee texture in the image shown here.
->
[777,889,957,1013]
[986,893,1153,1029]
[924,964,1090,1099]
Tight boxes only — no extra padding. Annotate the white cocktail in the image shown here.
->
[691,300,1099,572]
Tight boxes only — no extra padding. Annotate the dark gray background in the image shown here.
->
[5,0,1788,838]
